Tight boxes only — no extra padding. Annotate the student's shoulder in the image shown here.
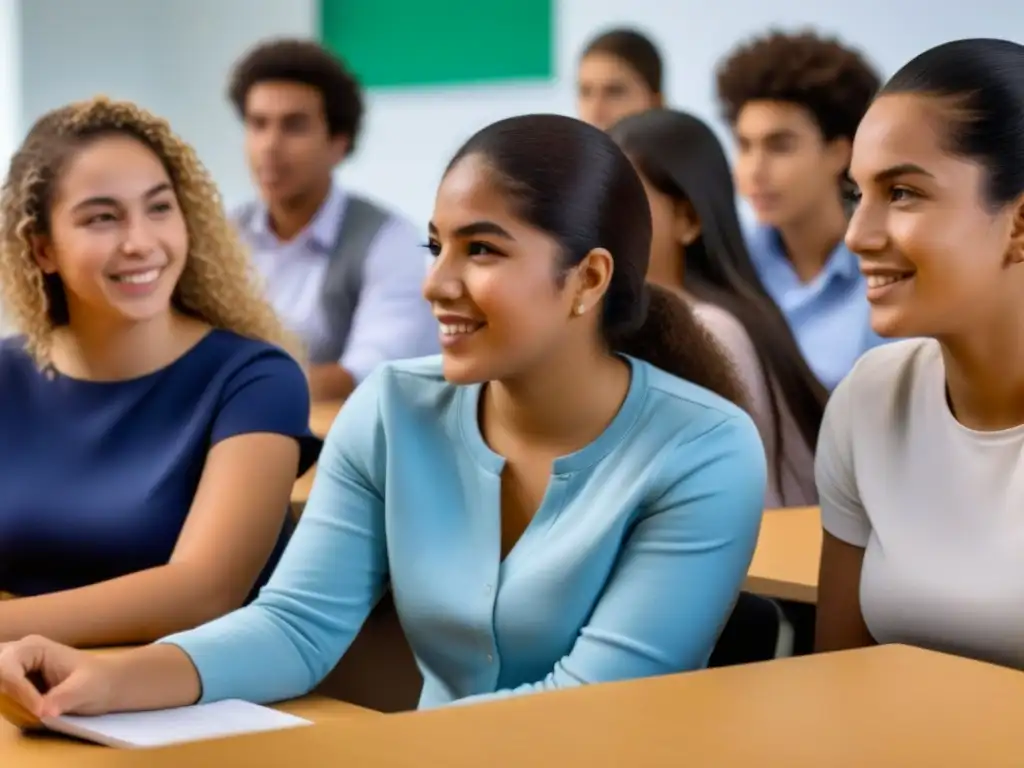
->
[346,191,407,223]
[823,338,939,448]
[0,335,36,380]
[368,355,457,408]
[330,356,458,444]
[629,360,767,508]
[227,199,261,229]
[692,302,756,356]
[635,358,762,456]
[833,337,938,407]
[181,330,307,393]
[0,333,29,358]
[193,328,294,363]
[346,193,421,242]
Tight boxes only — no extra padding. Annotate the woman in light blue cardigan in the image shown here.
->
[0,115,766,717]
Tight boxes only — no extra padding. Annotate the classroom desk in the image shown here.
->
[292,401,343,509]
[15,644,1024,767]
[309,401,343,438]
[1,696,378,768]
[744,506,822,604]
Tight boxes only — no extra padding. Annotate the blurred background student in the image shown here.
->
[227,39,437,401]
[611,108,825,509]
[577,28,663,131]
[715,30,885,389]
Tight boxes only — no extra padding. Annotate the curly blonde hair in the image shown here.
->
[0,96,302,365]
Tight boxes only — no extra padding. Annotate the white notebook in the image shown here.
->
[39,699,313,749]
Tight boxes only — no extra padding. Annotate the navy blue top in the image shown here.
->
[0,330,321,599]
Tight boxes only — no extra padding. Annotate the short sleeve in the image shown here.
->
[159,365,390,704]
[210,347,322,476]
[815,372,871,546]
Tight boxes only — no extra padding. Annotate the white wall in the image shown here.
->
[19,0,316,210]
[18,0,1024,232]
[0,0,19,171]
[0,0,20,333]
[350,0,1023,225]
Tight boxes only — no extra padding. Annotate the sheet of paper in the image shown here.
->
[42,699,313,749]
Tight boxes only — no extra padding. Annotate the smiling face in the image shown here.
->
[846,93,1023,339]
[423,154,604,384]
[35,133,189,328]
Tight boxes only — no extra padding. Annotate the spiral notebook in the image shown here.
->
[1,694,312,749]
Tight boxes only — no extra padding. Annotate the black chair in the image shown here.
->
[708,591,795,668]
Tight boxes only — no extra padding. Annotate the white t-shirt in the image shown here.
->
[817,338,1024,669]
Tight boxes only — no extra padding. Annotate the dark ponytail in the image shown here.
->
[610,283,747,406]
[446,113,745,405]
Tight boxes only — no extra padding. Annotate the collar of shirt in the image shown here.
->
[747,224,860,292]
[245,184,348,256]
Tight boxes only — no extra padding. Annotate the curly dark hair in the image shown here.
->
[228,38,364,151]
[715,30,881,142]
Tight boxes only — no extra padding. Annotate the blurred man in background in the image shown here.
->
[229,39,437,401]
[716,30,885,390]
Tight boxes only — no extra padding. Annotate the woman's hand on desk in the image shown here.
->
[0,637,201,719]
[0,636,114,718]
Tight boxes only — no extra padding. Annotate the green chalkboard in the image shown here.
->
[320,0,554,89]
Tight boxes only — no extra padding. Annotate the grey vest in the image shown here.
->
[238,194,391,364]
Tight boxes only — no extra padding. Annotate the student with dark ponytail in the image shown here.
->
[610,108,827,507]
[0,115,766,717]
[816,39,1024,668]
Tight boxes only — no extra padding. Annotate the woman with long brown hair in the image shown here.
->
[0,97,320,647]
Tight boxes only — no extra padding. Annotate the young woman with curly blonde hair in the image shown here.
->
[0,97,321,647]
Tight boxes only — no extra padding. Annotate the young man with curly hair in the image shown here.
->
[716,30,885,390]
[228,39,437,401]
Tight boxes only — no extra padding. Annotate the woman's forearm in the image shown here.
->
[103,643,203,712]
[0,564,237,646]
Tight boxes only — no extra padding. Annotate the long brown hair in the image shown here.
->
[0,97,300,367]
[611,108,829,476]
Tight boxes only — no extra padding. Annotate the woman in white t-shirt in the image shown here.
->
[815,38,1024,669]
[611,109,827,508]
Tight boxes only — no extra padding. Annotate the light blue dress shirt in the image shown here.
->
[745,226,887,390]
[161,355,767,708]
[235,186,438,383]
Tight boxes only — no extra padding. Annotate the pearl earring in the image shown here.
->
[575,302,586,316]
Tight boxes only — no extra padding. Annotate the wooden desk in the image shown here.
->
[1,696,377,768]
[30,645,1024,767]
[292,401,343,509]
[292,470,315,508]
[309,401,342,438]
[745,506,822,604]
